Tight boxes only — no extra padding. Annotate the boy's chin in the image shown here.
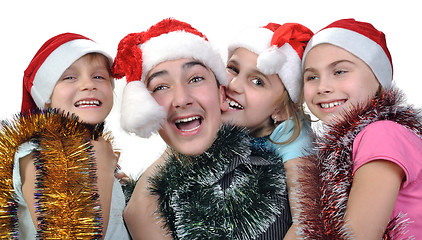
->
[78,117,105,125]
[170,136,215,156]
[178,145,211,156]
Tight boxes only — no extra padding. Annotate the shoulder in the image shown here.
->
[353,120,422,183]
[355,120,420,146]
[361,120,409,131]
[269,117,313,162]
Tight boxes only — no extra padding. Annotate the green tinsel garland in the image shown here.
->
[149,124,287,240]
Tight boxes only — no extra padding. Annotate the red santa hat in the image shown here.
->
[302,18,393,88]
[228,23,313,103]
[22,33,113,112]
[112,18,227,138]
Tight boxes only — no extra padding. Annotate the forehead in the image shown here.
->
[229,48,267,77]
[230,48,258,64]
[146,58,217,85]
[307,43,369,63]
[78,53,110,65]
[150,58,209,72]
[67,53,111,72]
[304,43,367,70]
[308,44,351,59]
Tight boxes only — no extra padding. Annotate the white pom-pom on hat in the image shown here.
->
[120,81,166,138]
[112,18,227,138]
[257,46,287,75]
[228,23,313,103]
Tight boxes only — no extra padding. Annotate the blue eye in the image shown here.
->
[152,85,168,92]
[306,75,319,81]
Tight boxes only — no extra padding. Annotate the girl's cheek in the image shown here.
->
[303,87,313,104]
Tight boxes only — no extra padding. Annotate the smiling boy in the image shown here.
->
[113,18,290,240]
[144,58,226,155]
[3,33,130,238]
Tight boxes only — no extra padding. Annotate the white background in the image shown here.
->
[1,0,421,177]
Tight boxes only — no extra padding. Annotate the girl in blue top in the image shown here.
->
[222,22,313,239]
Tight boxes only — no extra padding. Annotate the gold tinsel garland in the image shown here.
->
[0,109,103,239]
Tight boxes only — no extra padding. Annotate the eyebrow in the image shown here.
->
[182,60,208,70]
[303,66,316,74]
[146,60,209,87]
[146,70,168,88]
[227,59,265,76]
[330,59,355,68]
[227,59,239,66]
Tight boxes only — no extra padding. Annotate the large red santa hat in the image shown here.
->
[228,22,313,103]
[22,33,113,112]
[112,18,227,138]
[302,18,393,88]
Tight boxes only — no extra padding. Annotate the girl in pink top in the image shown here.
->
[298,18,422,239]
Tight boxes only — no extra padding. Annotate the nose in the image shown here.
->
[316,76,334,95]
[227,75,244,94]
[79,76,97,91]
[172,83,193,109]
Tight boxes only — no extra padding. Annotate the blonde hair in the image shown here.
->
[84,52,113,76]
[267,89,303,145]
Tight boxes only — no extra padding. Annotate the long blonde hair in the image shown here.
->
[268,90,303,145]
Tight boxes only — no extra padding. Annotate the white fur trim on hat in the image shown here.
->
[303,27,392,88]
[140,31,227,86]
[229,27,303,103]
[257,43,302,103]
[120,81,166,138]
[228,27,274,58]
[257,46,287,74]
[31,39,114,108]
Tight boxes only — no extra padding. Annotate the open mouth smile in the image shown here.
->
[74,100,102,108]
[226,97,244,110]
[175,116,202,132]
[319,100,345,109]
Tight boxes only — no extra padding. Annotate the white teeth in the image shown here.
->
[180,125,200,132]
[174,116,200,123]
[320,101,344,109]
[75,100,100,107]
[226,98,243,110]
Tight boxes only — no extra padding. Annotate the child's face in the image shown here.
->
[145,58,228,156]
[222,48,286,136]
[303,44,380,123]
[49,54,113,125]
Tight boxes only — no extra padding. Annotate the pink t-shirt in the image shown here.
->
[353,120,422,239]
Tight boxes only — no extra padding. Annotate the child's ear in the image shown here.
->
[272,107,288,123]
[219,85,229,112]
